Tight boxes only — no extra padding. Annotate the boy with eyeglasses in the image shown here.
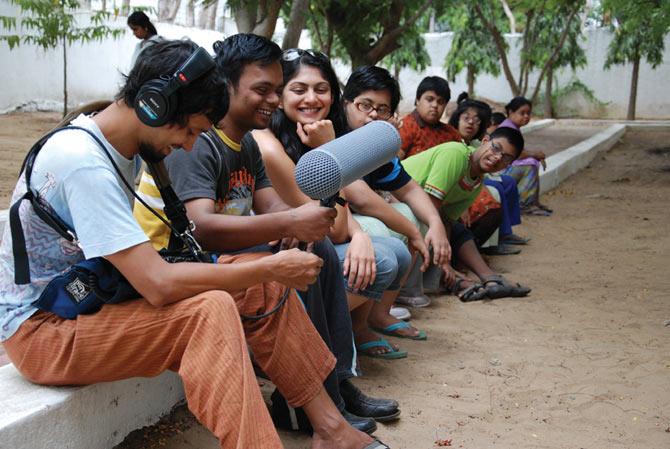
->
[401,126,532,301]
[398,76,461,160]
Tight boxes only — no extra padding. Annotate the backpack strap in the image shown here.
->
[10,125,117,284]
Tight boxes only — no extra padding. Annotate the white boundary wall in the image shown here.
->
[0,1,669,118]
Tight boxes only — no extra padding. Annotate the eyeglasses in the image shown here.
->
[461,114,481,125]
[353,101,392,120]
[282,48,329,62]
[489,141,516,165]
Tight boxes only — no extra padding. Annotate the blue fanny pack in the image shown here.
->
[33,257,140,320]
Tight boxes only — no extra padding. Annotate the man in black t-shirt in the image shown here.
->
[136,34,401,436]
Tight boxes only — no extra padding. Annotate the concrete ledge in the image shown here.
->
[539,123,626,194]
[522,118,556,134]
[0,364,185,449]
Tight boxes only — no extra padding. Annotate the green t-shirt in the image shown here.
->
[401,141,483,220]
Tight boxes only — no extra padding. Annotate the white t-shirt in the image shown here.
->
[0,114,148,341]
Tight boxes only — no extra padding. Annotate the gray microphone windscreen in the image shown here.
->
[295,120,400,199]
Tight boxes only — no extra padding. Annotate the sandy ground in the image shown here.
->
[0,113,668,448]
[0,111,62,208]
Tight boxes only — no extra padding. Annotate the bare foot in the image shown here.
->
[311,421,373,449]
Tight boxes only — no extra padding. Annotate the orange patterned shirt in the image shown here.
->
[399,110,462,159]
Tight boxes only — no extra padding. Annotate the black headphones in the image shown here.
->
[134,46,216,127]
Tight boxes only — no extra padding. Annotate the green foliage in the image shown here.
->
[0,0,124,50]
[306,0,442,68]
[539,78,608,107]
[380,28,430,75]
[442,4,502,82]
[0,0,125,114]
[523,4,586,72]
[603,0,670,69]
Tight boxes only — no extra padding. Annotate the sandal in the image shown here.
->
[450,278,487,302]
[357,338,408,359]
[501,233,530,245]
[372,321,427,341]
[523,206,552,216]
[480,244,522,256]
[365,440,390,449]
[481,274,531,299]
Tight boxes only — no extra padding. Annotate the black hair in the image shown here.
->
[270,49,347,164]
[490,126,525,157]
[505,96,532,114]
[213,33,282,87]
[448,92,492,141]
[127,11,157,37]
[116,39,229,127]
[343,65,401,113]
[415,76,450,103]
[491,112,506,127]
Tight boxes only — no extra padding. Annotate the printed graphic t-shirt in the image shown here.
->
[134,128,272,249]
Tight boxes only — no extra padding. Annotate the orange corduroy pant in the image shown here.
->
[3,252,335,449]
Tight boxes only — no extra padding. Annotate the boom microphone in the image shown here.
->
[295,120,401,200]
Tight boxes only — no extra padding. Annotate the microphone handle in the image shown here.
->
[297,194,341,251]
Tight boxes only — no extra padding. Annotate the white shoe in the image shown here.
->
[390,306,411,321]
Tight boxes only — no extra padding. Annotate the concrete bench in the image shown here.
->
[0,364,185,449]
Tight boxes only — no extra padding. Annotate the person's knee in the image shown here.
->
[191,290,238,322]
[371,244,400,290]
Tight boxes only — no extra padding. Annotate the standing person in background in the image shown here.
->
[398,76,461,160]
[128,11,163,68]
[498,97,553,216]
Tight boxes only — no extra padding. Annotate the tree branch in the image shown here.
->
[474,2,519,95]
[530,6,580,103]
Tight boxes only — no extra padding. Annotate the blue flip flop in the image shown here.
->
[373,321,427,341]
[357,338,408,359]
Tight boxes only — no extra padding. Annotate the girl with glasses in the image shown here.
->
[253,51,415,361]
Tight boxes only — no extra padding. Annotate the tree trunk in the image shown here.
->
[185,0,195,27]
[121,0,130,15]
[500,0,516,33]
[474,3,519,96]
[101,0,106,12]
[529,6,579,103]
[234,2,256,33]
[197,0,217,29]
[62,37,68,117]
[282,0,310,50]
[467,64,475,96]
[544,64,553,118]
[627,54,639,120]
[158,0,181,22]
[252,0,282,38]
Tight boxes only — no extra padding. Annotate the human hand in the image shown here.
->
[527,149,547,170]
[407,230,430,272]
[266,248,323,291]
[343,231,376,291]
[297,120,336,148]
[424,225,451,269]
[460,210,472,227]
[387,113,403,130]
[289,203,337,242]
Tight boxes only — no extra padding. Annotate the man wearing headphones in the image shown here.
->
[0,40,376,449]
